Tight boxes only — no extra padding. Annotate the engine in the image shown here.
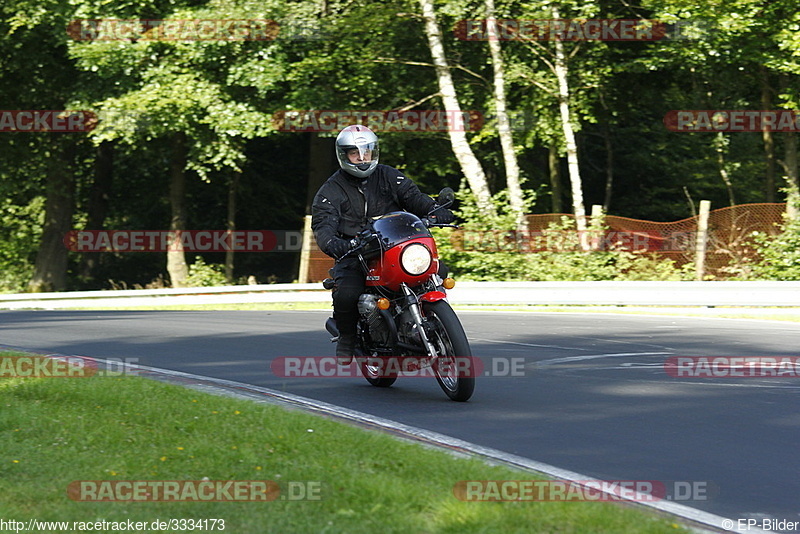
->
[357,294,392,346]
[397,308,422,346]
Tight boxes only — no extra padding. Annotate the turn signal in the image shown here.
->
[442,277,456,289]
[377,297,391,310]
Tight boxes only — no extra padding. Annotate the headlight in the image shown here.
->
[400,243,432,275]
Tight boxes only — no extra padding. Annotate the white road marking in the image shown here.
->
[536,352,673,366]
[472,337,591,352]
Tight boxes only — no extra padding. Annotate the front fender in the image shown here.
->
[419,291,447,303]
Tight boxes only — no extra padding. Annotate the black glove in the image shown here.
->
[326,237,351,260]
[430,206,455,224]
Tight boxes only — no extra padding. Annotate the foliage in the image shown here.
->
[1,0,800,289]
[747,209,800,280]
[0,197,44,292]
[185,256,228,287]
[437,189,689,281]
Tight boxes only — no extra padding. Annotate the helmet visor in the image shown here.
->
[342,141,379,171]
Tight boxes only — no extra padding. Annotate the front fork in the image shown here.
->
[400,283,439,361]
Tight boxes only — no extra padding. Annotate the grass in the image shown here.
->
[0,350,689,534]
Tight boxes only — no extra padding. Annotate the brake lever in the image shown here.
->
[422,217,459,229]
[341,228,373,258]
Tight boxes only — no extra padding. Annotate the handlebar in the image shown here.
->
[336,214,459,262]
[422,217,459,229]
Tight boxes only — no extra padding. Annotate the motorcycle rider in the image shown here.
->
[311,124,455,365]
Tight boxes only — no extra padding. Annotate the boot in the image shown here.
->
[336,333,356,365]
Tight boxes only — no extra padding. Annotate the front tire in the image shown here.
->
[422,300,475,402]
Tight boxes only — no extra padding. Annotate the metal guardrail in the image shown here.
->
[0,281,799,309]
[448,281,800,307]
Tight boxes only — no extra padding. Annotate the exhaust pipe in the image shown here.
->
[325,317,339,341]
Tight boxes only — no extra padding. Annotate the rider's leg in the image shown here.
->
[332,258,365,364]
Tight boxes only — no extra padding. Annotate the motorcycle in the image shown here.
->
[323,188,475,402]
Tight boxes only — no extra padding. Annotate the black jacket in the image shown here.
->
[311,164,436,258]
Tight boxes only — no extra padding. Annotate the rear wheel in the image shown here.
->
[356,329,398,387]
[358,354,398,387]
[422,300,475,402]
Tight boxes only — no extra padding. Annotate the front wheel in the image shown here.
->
[422,300,475,402]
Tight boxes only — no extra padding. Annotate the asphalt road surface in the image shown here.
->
[2,309,799,529]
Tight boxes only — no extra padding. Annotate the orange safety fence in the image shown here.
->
[304,203,790,281]
[524,203,788,277]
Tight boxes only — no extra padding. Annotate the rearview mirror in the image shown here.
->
[437,187,455,206]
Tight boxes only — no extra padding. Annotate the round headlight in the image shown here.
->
[400,243,432,275]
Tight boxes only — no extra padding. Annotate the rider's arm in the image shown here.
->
[390,169,436,217]
[311,186,344,259]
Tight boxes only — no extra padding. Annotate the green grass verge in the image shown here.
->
[0,350,688,533]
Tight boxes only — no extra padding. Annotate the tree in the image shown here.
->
[550,5,588,246]
[419,0,494,215]
[644,0,800,205]
[485,0,524,221]
[69,1,277,286]
[489,1,618,244]
[2,0,95,291]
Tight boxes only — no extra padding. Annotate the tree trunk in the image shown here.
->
[603,124,614,212]
[761,66,776,203]
[419,0,494,215]
[778,75,799,216]
[78,141,114,283]
[784,131,799,219]
[29,137,75,292]
[167,132,189,287]
[225,172,239,284]
[486,0,523,221]
[786,132,799,191]
[715,133,736,206]
[548,144,563,213]
[552,6,588,248]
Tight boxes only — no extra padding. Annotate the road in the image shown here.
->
[1,309,798,530]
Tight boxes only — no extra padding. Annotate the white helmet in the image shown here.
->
[335,125,379,178]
